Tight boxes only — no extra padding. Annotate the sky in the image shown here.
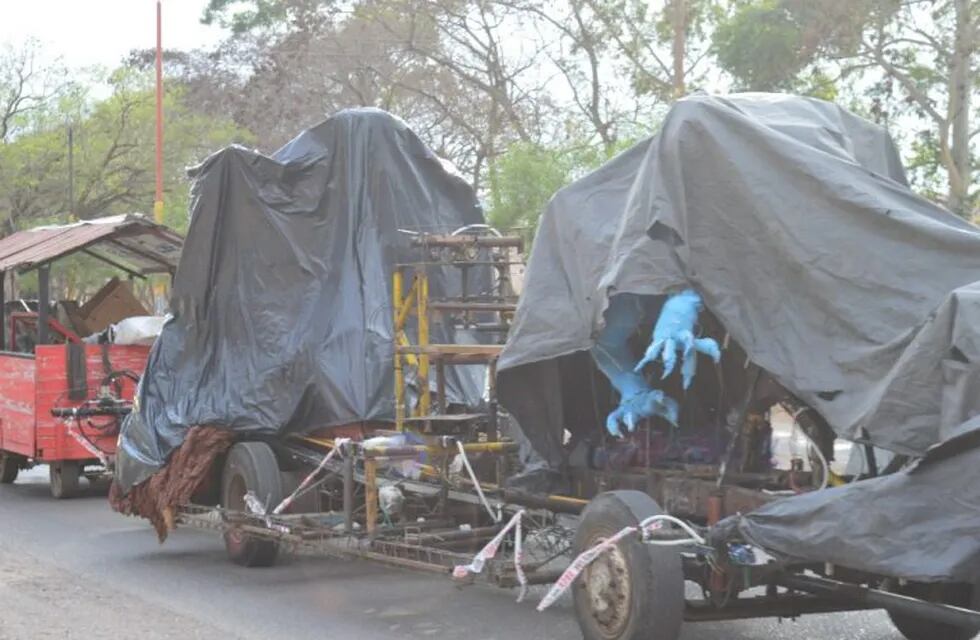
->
[0,0,224,69]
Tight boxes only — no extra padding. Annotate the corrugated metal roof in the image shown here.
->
[0,214,183,275]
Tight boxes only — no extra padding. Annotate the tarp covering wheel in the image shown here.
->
[888,582,980,640]
[573,490,684,640]
[221,441,283,567]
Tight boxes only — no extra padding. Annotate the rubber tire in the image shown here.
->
[49,461,80,499]
[0,453,21,484]
[221,442,283,568]
[573,490,685,640]
[888,583,979,640]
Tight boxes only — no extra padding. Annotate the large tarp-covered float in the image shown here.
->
[111,108,488,533]
[497,92,980,584]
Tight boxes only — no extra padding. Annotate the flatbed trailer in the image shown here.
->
[0,215,181,497]
[166,231,979,640]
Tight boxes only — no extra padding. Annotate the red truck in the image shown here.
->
[0,215,181,497]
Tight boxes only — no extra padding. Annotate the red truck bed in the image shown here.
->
[0,344,148,462]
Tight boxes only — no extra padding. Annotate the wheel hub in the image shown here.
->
[582,540,632,637]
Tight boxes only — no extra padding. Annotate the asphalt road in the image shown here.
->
[0,467,905,640]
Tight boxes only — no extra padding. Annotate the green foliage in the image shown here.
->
[486,137,641,234]
[486,143,572,232]
[712,1,807,91]
[712,0,883,94]
[0,67,251,235]
[0,59,252,300]
[202,0,335,34]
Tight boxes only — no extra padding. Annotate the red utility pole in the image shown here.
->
[153,1,166,312]
[154,0,164,225]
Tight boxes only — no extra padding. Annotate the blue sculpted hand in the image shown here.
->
[634,289,720,389]
[605,388,679,438]
[592,295,681,438]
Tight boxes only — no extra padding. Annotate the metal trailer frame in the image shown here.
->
[170,230,980,640]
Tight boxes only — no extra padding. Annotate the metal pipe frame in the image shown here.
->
[776,573,980,630]
[361,441,518,458]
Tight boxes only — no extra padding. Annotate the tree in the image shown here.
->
[486,136,639,233]
[190,0,552,189]
[0,66,249,234]
[583,0,721,101]
[0,40,67,143]
[201,0,336,34]
[713,0,979,216]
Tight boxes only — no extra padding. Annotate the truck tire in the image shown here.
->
[573,491,684,640]
[221,441,283,567]
[0,453,22,484]
[888,583,979,640]
[49,461,80,499]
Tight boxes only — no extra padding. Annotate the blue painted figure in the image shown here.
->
[592,296,679,438]
[592,290,721,438]
[634,289,721,390]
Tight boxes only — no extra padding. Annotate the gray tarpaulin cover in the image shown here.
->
[498,93,980,580]
[116,108,485,491]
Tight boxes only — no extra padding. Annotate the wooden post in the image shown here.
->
[37,265,50,346]
[365,457,378,536]
[393,269,405,430]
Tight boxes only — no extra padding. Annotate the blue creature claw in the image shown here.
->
[636,289,721,390]
[694,336,722,362]
[594,294,702,440]
[605,389,679,437]
[634,338,665,372]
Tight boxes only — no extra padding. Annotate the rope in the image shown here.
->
[453,509,526,599]
[455,440,500,522]
[514,511,528,602]
[536,515,704,612]
[64,418,110,467]
[271,438,350,515]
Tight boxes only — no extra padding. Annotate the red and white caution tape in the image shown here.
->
[455,440,500,522]
[536,515,705,612]
[242,490,289,533]
[453,509,526,597]
[536,525,637,611]
[271,437,349,515]
[64,419,109,467]
[513,509,528,602]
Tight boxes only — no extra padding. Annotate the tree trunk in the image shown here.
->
[670,0,688,98]
[947,0,974,216]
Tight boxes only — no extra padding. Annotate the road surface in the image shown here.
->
[0,467,903,640]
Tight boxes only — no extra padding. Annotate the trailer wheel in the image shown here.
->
[572,491,684,640]
[49,461,80,499]
[887,583,979,640]
[0,453,22,484]
[221,442,283,568]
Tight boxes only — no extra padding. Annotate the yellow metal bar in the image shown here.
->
[297,435,335,449]
[544,494,591,508]
[394,278,418,331]
[416,269,430,418]
[396,332,418,367]
[393,270,406,430]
